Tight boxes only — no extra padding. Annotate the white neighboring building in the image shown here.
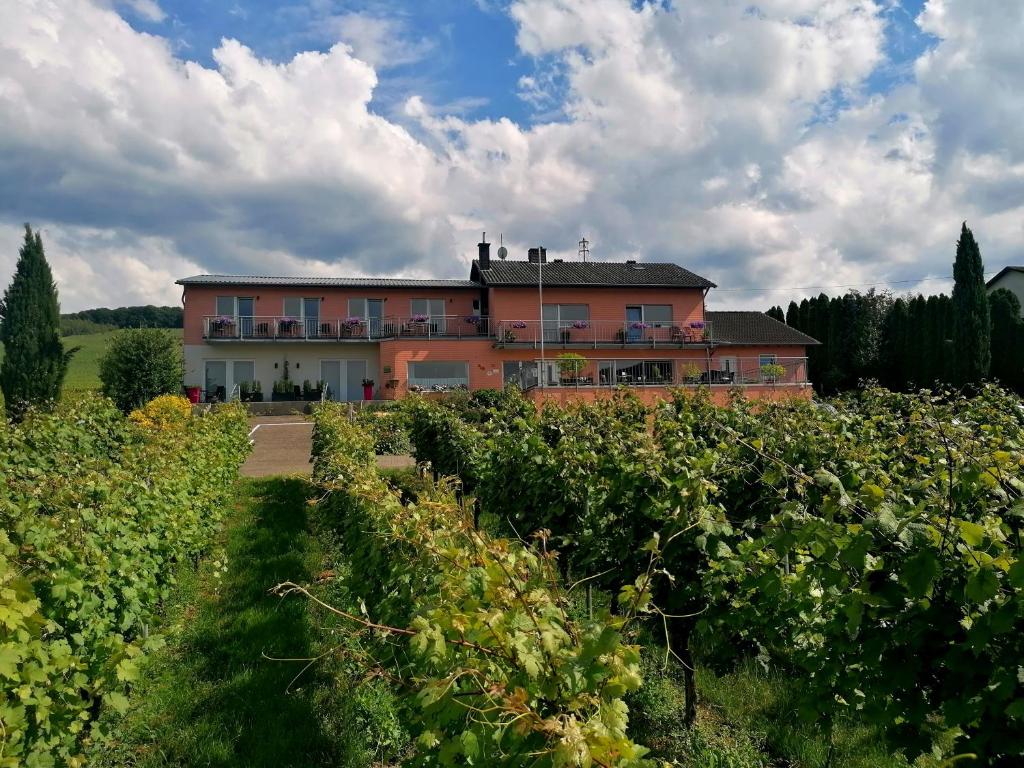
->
[986,267,1024,315]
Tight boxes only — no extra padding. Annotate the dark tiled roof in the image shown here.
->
[176,275,480,289]
[707,311,820,346]
[986,266,1024,288]
[472,260,716,289]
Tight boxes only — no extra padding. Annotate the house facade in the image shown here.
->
[987,266,1024,315]
[178,241,818,404]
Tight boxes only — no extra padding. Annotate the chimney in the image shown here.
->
[478,233,490,269]
[527,247,547,264]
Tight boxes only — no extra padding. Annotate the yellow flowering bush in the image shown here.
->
[129,394,193,432]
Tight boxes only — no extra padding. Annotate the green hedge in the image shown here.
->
[0,395,250,766]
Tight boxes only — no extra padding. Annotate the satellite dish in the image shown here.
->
[497,246,508,260]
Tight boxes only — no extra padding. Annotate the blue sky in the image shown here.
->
[121,0,936,126]
[2,0,1022,311]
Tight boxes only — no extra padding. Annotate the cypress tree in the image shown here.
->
[786,301,799,328]
[0,225,75,420]
[989,288,1023,391]
[951,222,991,386]
[766,305,785,322]
[880,297,908,390]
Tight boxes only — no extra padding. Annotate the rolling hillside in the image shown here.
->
[0,328,183,393]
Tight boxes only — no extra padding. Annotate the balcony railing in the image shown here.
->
[494,319,712,347]
[202,315,492,341]
[505,357,809,390]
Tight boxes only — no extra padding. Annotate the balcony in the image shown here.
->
[202,315,493,341]
[506,356,809,390]
[494,319,712,348]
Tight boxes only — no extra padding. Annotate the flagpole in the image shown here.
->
[538,249,544,389]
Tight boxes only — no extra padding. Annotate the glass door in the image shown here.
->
[346,360,368,400]
[304,298,321,339]
[368,299,385,337]
[625,306,643,342]
[204,361,227,402]
[321,360,342,401]
[237,297,254,338]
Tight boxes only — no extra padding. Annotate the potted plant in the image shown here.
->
[362,378,375,401]
[251,380,263,402]
[683,363,703,384]
[209,315,236,338]
[272,378,294,401]
[302,379,323,400]
[278,316,302,337]
[688,320,706,341]
[342,316,364,337]
[760,363,786,384]
[556,353,587,384]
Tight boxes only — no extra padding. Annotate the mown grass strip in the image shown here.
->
[89,477,385,768]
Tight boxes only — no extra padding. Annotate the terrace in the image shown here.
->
[493,319,714,348]
[203,314,492,341]
[505,356,809,389]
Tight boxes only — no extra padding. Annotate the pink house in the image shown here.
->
[177,240,818,403]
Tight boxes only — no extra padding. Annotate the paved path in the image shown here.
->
[241,416,314,477]
[240,415,416,478]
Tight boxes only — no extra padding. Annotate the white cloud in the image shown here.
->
[325,12,436,69]
[0,0,1022,313]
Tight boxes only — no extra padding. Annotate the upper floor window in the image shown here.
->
[215,296,253,317]
[626,304,673,327]
[283,297,320,319]
[348,298,384,320]
[410,298,446,319]
[542,304,589,325]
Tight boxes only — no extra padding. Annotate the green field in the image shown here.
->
[0,329,182,392]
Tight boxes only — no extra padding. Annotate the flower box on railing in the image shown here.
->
[277,318,302,337]
[208,316,236,337]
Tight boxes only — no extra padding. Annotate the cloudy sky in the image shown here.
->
[1,0,1021,311]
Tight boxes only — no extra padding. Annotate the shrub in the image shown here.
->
[129,393,193,432]
[99,328,182,412]
[355,409,411,455]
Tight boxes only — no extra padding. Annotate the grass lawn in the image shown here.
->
[89,477,399,768]
[0,328,182,393]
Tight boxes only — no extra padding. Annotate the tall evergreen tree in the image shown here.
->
[989,288,1023,391]
[880,297,908,390]
[766,305,785,322]
[951,222,991,386]
[786,301,799,328]
[0,225,75,420]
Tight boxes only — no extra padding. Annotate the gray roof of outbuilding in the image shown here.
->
[175,275,480,289]
[707,311,820,346]
[472,260,716,289]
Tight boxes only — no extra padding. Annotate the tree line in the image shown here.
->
[766,223,1022,394]
[63,304,183,330]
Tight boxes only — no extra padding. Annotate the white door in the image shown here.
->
[321,360,369,401]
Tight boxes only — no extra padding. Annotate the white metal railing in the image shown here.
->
[203,315,492,341]
[505,357,809,390]
[495,319,712,347]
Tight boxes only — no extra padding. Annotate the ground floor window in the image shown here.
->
[408,361,469,391]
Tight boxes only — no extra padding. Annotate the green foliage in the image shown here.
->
[400,385,1024,765]
[0,395,250,765]
[952,222,991,386]
[355,408,412,454]
[99,328,183,411]
[299,403,651,766]
[0,224,75,420]
[988,288,1023,391]
[63,305,183,329]
[60,317,117,336]
[766,306,785,323]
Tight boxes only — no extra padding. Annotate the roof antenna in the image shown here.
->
[578,236,590,262]
[497,233,508,260]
